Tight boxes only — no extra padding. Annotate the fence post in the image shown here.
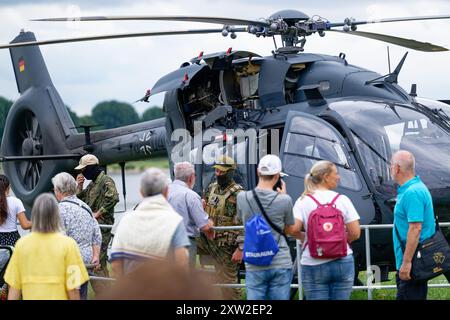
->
[365,227,373,300]
[296,240,303,301]
[90,223,450,297]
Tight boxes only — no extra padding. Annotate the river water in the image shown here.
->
[109,169,170,212]
[14,170,170,236]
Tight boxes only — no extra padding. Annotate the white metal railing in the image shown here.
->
[94,223,450,300]
[357,222,450,300]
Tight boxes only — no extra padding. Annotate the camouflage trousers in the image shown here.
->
[197,234,242,300]
[90,228,113,295]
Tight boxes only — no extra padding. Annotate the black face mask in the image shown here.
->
[217,171,234,188]
[83,165,101,180]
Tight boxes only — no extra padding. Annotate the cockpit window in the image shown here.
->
[283,116,362,191]
[286,133,348,165]
[290,116,337,141]
[331,101,450,191]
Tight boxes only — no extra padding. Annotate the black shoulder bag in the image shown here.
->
[61,199,93,217]
[394,214,450,281]
[251,189,289,245]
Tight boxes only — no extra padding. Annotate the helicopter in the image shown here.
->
[1,9,450,280]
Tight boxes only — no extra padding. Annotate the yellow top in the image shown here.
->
[4,232,89,300]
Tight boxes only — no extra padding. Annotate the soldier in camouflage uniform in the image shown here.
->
[197,155,244,300]
[75,154,119,294]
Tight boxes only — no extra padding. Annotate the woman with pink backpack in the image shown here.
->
[293,161,361,300]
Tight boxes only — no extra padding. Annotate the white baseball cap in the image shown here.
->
[258,154,288,177]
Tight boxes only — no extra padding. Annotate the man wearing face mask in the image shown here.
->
[197,155,244,300]
[75,154,119,294]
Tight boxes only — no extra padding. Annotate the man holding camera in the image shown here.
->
[236,154,302,300]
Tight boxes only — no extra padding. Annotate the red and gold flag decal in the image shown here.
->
[18,57,25,72]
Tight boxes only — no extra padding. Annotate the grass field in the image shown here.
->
[289,271,449,300]
[0,157,170,175]
[349,272,449,300]
[87,265,450,300]
[108,156,170,172]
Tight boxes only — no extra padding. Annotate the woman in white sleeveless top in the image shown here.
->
[293,161,361,300]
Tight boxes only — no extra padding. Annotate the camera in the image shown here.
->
[273,177,283,191]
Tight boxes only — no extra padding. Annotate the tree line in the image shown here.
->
[0,97,165,141]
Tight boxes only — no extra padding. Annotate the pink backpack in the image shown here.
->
[305,194,347,259]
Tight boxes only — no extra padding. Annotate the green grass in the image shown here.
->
[86,265,450,300]
[243,271,450,300]
[0,158,168,176]
[291,271,450,300]
[293,271,450,300]
[1,158,169,175]
[85,255,450,300]
[350,272,450,300]
[87,281,96,300]
[87,263,114,300]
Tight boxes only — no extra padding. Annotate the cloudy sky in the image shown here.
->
[0,0,449,116]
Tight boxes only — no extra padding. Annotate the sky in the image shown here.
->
[0,0,450,116]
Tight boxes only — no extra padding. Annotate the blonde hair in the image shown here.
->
[301,161,336,199]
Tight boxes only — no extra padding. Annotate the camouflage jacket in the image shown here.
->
[204,181,244,245]
[77,171,119,225]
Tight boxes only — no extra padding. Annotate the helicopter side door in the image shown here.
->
[280,111,376,225]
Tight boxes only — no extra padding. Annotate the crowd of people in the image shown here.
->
[0,149,439,300]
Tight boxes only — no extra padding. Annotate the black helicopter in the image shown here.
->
[1,9,450,279]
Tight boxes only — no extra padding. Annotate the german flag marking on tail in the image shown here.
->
[18,57,25,72]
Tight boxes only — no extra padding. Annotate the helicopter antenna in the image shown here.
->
[387,46,391,74]
[272,35,278,50]
[365,51,408,85]
[385,51,408,84]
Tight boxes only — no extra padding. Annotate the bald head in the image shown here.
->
[392,150,415,174]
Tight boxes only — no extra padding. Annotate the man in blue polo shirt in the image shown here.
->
[390,150,435,300]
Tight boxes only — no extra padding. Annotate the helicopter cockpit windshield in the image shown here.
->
[330,100,450,193]
[189,134,248,195]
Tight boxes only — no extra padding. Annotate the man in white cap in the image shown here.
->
[75,154,119,294]
[236,154,303,300]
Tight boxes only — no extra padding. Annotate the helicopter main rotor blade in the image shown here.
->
[0,28,247,49]
[329,30,448,52]
[32,15,271,27]
[328,14,450,28]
